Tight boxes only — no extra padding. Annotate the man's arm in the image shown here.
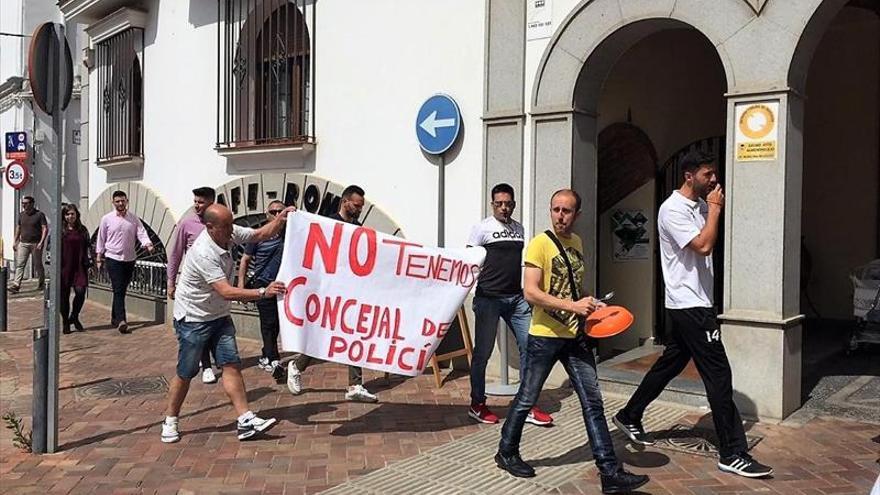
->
[522,264,599,317]
[251,206,296,243]
[38,215,48,249]
[95,217,107,267]
[135,217,154,252]
[166,225,187,296]
[13,225,20,249]
[237,253,253,289]
[685,185,724,256]
[210,278,286,302]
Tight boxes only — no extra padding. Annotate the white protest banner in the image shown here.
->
[276,212,486,377]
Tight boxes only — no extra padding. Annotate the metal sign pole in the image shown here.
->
[46,23,65,453]
[438,155,445,248]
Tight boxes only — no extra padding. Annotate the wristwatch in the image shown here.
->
[258,287,267,298]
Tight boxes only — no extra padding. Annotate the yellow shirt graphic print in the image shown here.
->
[524,232,585,339]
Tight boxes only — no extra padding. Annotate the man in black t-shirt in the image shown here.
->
[10,196,48,292]
[466,184,553,427]
[286,185,379,403]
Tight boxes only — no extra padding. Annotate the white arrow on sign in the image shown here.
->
[419,110,456,138]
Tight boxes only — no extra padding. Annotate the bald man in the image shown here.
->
[161,203,294,443]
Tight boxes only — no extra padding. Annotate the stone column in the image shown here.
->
[720,90,804,421]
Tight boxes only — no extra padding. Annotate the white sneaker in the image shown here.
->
[345,384,378,403]
[161,419,179,443]
[257,357,271,372]
[237,414,277,440]
[201,368,217,384]
[287,361,303,395]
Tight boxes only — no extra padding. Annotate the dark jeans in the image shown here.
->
[499,335,619,476]
[256,296,280,362]
[619,307,748,458]
[105,258,135,325]
[60,285,86,324]
[470,294,531,405]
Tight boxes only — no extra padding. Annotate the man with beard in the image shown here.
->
[612,151,772,478]
[286,185,379,403]
[495,189,648,494]
[96,190,154,333]
[167,187,219,383]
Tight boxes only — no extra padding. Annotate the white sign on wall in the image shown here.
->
[735,101,779,161]
[611,209,650,262]
[527,0,553,41]
[276,212,486,376]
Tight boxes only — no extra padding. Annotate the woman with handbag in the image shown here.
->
[60,203,91,334]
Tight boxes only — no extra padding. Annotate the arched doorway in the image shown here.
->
[795,0,880,421]
[584,26,727,362]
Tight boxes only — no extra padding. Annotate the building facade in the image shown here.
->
[0,0,874,420]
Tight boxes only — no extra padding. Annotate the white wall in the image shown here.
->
[87,0,485,247]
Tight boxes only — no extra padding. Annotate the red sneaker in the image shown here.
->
[468,403,499,424]
[525,406,553,426]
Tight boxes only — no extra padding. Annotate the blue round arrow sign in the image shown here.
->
[415,94,461,155]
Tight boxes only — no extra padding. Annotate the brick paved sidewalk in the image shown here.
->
[1,297,878,494]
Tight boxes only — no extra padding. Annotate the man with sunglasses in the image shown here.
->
[168,187,219,384]
[466,183,553,427]
[286,185,379,403]
[238,200,288,383]
[10,196,48,293]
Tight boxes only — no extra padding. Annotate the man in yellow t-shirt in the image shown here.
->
[494,189,649,494]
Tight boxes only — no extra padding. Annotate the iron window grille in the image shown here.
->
[217,0,315,150]
[95,28,144,163]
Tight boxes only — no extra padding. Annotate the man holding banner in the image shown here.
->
[161,203,293,443]
[495,189,648,494]
[285,185,379,403]
[466,183,552,427]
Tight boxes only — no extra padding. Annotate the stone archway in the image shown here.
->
[214,172,405,237]
[84,181,178,260]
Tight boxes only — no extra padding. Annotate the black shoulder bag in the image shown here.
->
[543,230,597,349]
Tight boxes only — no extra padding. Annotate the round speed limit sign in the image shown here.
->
[5,161,29,190]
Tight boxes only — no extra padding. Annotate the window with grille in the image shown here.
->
[217,0,314,150]
[95,28,144,163]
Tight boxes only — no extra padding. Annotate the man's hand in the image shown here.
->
[168,284,176,299]
[263,281,287,298]
[13,241,19,251]
[96,257,104,270]
[37,242,45,251]
[277,206,297,220]
[569,297,602,317]
[707,185,725,209]
[145,244,155,253]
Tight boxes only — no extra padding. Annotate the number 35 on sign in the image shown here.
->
[5,161,30,190]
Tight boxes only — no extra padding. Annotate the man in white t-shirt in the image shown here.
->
[612,150,773,478]
[160,203,294,444]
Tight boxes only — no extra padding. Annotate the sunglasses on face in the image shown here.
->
[268,209,284,215]
[492,201,515,208]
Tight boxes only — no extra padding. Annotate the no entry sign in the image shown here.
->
[5,161,29,190]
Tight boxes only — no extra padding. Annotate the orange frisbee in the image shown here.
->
[585,305,634,338]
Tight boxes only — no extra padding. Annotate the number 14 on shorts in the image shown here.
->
[705,329,721,343]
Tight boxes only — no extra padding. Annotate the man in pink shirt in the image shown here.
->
[167,187,218,383]
[96,190,154,333]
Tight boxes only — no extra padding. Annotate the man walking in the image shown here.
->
[612,151,772,478]
[286,185,378,403]
[466,183,552,427]
[9,196,48,292]
[167,187,218,383]
[161,203,293,443]
[237,200,287,384]
[96,190,153,333]
[495,189,648,494]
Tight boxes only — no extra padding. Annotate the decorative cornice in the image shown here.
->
[84,7,148,45]
[742,0,769,16]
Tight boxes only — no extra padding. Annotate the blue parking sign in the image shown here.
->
[415,95,461,155]
[5,132,28,160]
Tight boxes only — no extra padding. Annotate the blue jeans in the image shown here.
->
[499,335,619,476]
[470,294,531,405]
[174,316,241,379]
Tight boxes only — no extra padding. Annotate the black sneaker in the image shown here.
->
[237,415,277,440]
[718,453,773,478]
[601,467,650,494]
[271,361,286,384]
[612,412,655,446]
[494,451,536,478]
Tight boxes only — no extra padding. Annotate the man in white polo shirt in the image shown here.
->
[612,150,773,478]
[160,203,294,443]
